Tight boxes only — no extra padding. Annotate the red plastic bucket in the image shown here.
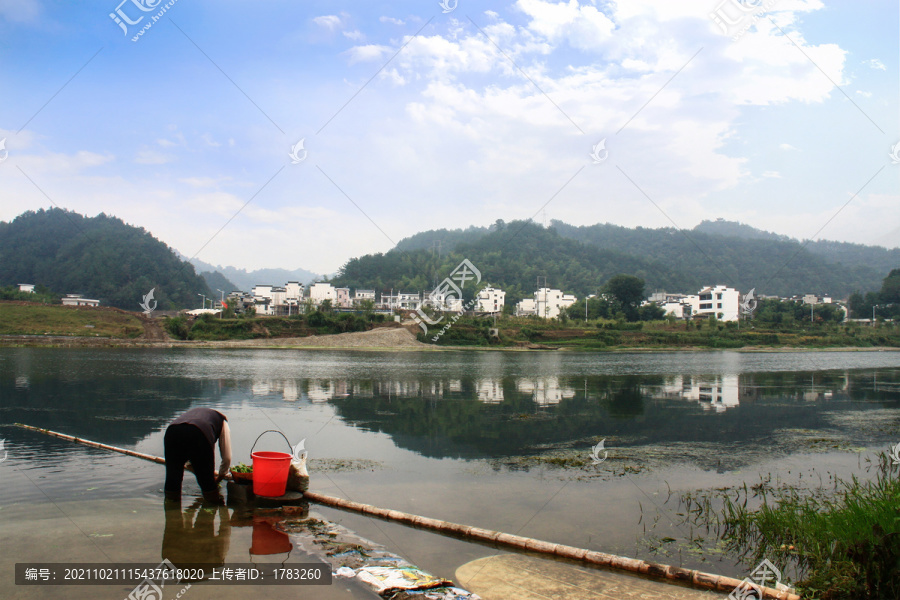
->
[251,451,291,497]
[250,518,293,555]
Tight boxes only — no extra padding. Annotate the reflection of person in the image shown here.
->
[162,497,231,571]
[164,408,231,504]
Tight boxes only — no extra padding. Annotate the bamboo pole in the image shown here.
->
[14,424,799,600]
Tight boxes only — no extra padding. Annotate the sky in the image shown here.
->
[0,0,898,275]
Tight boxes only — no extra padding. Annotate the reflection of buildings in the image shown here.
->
[649,375,740,412]
[516,377,576,406]
[645,372,854,412]
[476,379,504,404]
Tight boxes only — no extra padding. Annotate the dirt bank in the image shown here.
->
[0,325,434,350]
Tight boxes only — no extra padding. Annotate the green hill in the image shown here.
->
[0,209,211,310]
[334,221,687,304]
[375,219,896,298]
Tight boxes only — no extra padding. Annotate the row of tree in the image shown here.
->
[848,269,900,320]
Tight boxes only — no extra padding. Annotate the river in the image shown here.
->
[1,348,899,599]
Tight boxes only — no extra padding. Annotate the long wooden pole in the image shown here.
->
[14,423,799,600]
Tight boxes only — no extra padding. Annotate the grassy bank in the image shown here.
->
[163,310,390,341]
[678,454,900,600]
[417,316,900,350]
[0,302,144,338]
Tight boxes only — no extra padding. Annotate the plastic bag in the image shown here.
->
[286,438,309,492]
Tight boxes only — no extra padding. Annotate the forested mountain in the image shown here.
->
[0,209,211,309]
[334,221,687,304]
[371,219,895,298]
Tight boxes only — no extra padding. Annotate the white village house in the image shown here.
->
[61,293,100,307]
[476,287,506,315]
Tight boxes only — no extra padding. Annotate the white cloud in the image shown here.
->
[380,16,405,25]
[343,29,364,41]
[779,143,799,151]
[313,15,341,30]
[864,58,886,71]
[762,171,782,178]
[345,44,392,64]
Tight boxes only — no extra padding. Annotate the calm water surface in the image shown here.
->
[1,348,899,599]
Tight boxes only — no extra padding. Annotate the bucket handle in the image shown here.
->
[250,430,293,455]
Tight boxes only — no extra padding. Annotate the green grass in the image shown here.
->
[421,317,900,350]
[0,302,144,338]
[683,454,900,599]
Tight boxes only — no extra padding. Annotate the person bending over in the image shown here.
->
[164,407,231,504]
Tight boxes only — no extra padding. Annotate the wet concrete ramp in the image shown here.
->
[457,553,720,600]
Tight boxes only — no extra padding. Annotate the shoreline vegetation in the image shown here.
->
[1,301,899,351]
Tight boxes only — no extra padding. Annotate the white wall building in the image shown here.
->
[354,290,376,306]
[309,282,337,305]
[684,285,741,322]
[534,288,577,319]
[516,298,536,316]
[476,287,506,314]
[61,294,99,307]
[18,284,35,293]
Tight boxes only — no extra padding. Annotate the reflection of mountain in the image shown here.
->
[2,350,201,445]
[325,370,898,460]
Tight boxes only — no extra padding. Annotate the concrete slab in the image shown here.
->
[456,554,721,600]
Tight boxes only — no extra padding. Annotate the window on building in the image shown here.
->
[717,303,722,308]
[700,303,713,309]
[699,293,712,301]
[716,293,722,299]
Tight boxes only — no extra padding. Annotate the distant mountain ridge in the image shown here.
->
[185,257,321,293]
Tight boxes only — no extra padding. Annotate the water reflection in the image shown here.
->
[162,498,231,570]
[2,348,899,464]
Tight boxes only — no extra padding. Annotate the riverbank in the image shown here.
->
[2,301,899,351]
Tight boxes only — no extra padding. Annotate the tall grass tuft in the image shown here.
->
[703,453,900,599]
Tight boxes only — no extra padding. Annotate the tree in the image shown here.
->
[603,274,646,321]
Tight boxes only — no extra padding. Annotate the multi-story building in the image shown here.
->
[335,287,351,308]
[683,285,741,321]
[534,288,576,319]
[476,287,506,315]
[309,282,337,306]
[516,298,536,316]
[353,290,376,306]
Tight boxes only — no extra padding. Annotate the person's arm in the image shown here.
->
[217,421,232,481]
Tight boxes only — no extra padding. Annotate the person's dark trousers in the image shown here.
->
[164,423,221,502]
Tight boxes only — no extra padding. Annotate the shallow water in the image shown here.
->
[1,348,899,598]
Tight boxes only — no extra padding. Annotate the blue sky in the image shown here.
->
[0,0,897,273]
